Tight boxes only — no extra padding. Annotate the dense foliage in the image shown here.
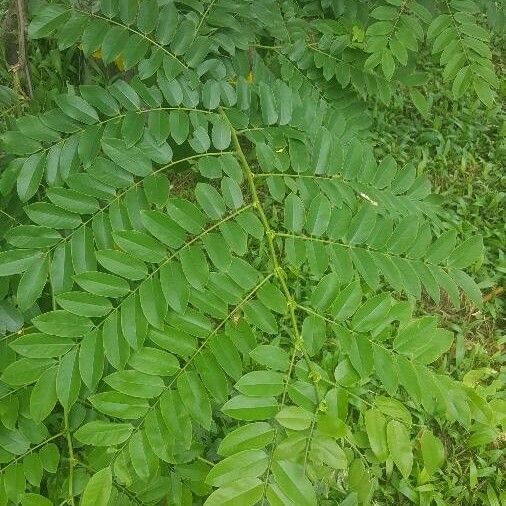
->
[0,0,503,504]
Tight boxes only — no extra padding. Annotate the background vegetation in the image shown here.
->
[0,0,504,505]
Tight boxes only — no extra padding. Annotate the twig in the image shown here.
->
[64,409,76,506]
[483,286,504,303]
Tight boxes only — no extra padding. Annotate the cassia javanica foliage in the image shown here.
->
[0,0,501,504]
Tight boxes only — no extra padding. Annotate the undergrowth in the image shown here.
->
[0,1,504,505]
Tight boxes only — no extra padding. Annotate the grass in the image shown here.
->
[371,65,505,503]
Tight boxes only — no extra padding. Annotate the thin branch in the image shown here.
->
[64,410,76,506]
[12,0,33,98]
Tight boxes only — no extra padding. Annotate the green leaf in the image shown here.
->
[450,268,482,307]
[25,202,81,229]
[221,177,243,209]
[149,327,197,357]
[190,126,211,153]
[55,95,99,125]
[203,233,232,271]
[47,187,99,214]
[257,282,287,314]
[204,478,263,506]
[1,357,54,385]
[80,85,119,116]
[166,198,206,233]
[420,429,445,475]
[129,430,158,480]
[347,458,372,504]
[381,51,395,80]
[313,127,331,174]
[301,315,326,356]
[373,345,399,395]
[371,6,398,20]
[56,291,112,317]
[113,230,166,263]
[276,406,313,430]
[101,138,152,176]
[448,235,483,269]
[177,370,212,429]
[139,276,166,328]
[0,427,30,455]
[272,460,317,506]
[195,183,226,219]
[56,349,81,410]
[158,76,183,106]
[32,310,93,337]
[386,420,413,479]
[17,153,45,201]
[284,193,305,232]
[169,110,189,144]
[306,194,331,236]
[452,65,472,99]
[259,82,278,125]
[80,467,112,506]
[0,249,43,277]
[393,317,454,364]
[121,111,144,147]
[10,333,73,358]
[426,229,457,264]
[330,278,362,321]
[244,300,277,334]
[235,370,285,397]
[310,435,347,469]
[38,443,60,472]
[409,88,429,117]
[160,262,189,313]
[23,453,43,487]
[180,245,209,290]
[96,249,148,280]
[202,80,221,109]
[351,293,391,332]
[129,347,179,376]
[347,205,376,245]
[73,271,130,298]
[206,450,268,487]
[250,345,289,371]
[473,78,494,108]
[74,421,133,446]
[28,5,70,38]
[211,119,231,150]
[137,0,158,33]
[195,349,228,402]
[89,392,149,419]
[364,408,388,462]
[79,329,104,391]
[21,493,52,506]
[30,367,58,423]
[143,173,170,206]
[2,131,41,155]
[222,395,278,421]
[101,26,129,63]
[104,370,164,398]
[218,423,275,456]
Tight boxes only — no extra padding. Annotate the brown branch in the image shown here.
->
[483,286,504,303]
[10,0,33,98]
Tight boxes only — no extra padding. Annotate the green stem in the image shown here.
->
[222,107,324,499]
[64,410,75,506]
